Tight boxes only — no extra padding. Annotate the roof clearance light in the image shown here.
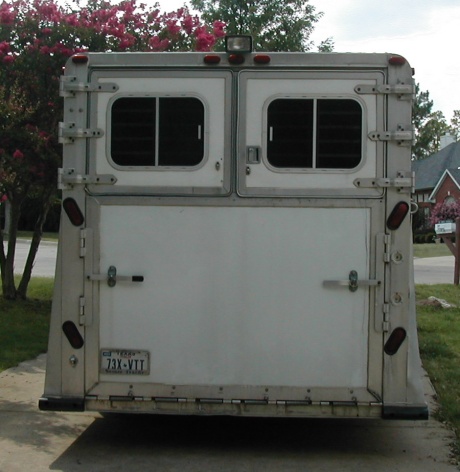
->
[225,35,253,53]
[254,54,271,64]
[384,327,407,356]
[204,54,221,64]
[389,55,406,66]
[63,198,85,227]
[72,54,89,64]
[228,54,245,65]
[387,201,409,230]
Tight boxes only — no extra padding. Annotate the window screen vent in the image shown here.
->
[267,98,362,170]
[111,97,204,167]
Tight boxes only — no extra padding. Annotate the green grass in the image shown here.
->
[413,243,452,258]
[0,278,53,371]
[416,284,460,448]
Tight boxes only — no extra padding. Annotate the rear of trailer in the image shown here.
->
[40,41,427,419]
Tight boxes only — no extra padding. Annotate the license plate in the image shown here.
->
[101,349,150,375]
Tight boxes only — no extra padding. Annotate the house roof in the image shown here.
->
[412,142,460,191]
[429,169,460,200]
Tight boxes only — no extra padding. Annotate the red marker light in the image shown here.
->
[228,54,245,65]
[72,54,89,64]
[63,198,85,227]
[384,327,407,356]
[254,54,271,64]
[387,201,409,230]
[389,56,406,66]
[204,55,221,64]
[62,321,84,349]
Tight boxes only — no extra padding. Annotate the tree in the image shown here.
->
[0,0,223,300]
[449,110,460,140]
[412,84,450,160]
[429,200,460,226]
[190,0,330,52]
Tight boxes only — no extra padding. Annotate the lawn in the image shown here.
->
[413,242,452,258]
[0,278,53,371]
[416,283,460,448]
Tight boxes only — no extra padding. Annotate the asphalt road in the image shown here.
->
[13,239,58,278]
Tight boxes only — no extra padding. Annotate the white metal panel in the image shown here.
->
[96,205,371,389]
[238,71,384,196]
[92,76,229,190]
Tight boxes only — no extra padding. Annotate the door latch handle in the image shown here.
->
[323,270,380,292]
[87,266,144,287]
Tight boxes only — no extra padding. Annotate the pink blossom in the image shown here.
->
[195,32,216,52]
[166,20,181,36]
[41,27,52,35]
[0,41,10,54]
[0,5,15,25]
[2,55,14,64]
[181,15,196,35]
[0,195,7,203]
[213,21,226,38]
[13,149,24,159]
[149,36,170,51]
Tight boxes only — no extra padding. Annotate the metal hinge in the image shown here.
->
[79,297,86,326]
[59,122,104,144]
[354,172,414,192]
[383,234,392,263]
[354,83,414,98]
[58,168,117,190]
[368,126,414,145]
[80,228,87,258]
[383,303,390,332]
[60,76,119,97]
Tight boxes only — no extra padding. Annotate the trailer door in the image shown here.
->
[234,70,386,402]
[83,68,385,408]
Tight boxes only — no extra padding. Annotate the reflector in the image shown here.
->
[387,201,409,230]
[63,198,84,227]
[384,327,407,356]
[62,321,84,349]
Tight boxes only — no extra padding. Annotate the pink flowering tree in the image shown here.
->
[0,0,225,299]
[429,200,460,227]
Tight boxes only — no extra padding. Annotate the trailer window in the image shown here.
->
[267,99,362,169]
[111,97,204,167]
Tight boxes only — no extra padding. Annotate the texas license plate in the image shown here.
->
[101,349,150,375]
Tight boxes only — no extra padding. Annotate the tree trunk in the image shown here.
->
[17,190,54,300]
[0,198,23,300]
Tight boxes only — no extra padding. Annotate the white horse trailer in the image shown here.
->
[40,37,427,419]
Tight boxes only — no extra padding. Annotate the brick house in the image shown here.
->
[412,141,460,229]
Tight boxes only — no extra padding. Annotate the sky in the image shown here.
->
[157,0,460,122]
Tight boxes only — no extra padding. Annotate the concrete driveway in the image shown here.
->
[0,355,458,472]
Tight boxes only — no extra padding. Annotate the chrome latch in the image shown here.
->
[87,266,144,287]
[323,270,381,292]
[349,270,358,292]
